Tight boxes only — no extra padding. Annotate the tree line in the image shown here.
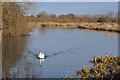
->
[29,11,118,23]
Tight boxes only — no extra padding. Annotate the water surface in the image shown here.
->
[2,28,118,78]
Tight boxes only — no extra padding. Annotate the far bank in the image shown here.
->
[30,22,120,33]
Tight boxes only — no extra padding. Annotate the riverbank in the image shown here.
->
[2,22,33,38]
[76,55,120,79]
[32,22,120,33]
[63,54,120,79]
[2,22,119,38]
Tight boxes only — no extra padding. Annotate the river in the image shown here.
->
[2,27,118,78]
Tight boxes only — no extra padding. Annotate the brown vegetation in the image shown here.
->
[2,2,32,37]
[63,54,120,79]
[24,11,119,32]
[1,3,119,37]
[27,11,118,23]
[27,22,119,33]
[25,16,118,23]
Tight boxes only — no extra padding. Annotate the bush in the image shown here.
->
[64,54,120,79]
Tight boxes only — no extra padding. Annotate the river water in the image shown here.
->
[2,27,118,78]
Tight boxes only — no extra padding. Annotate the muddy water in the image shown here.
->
[2,28,118,78]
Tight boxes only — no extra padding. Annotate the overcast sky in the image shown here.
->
[28,2,118,16]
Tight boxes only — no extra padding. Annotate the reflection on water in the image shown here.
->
[2,28,118,78]
[39,59,44,67]
[0,37,2,79]
[2,37,28,78]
